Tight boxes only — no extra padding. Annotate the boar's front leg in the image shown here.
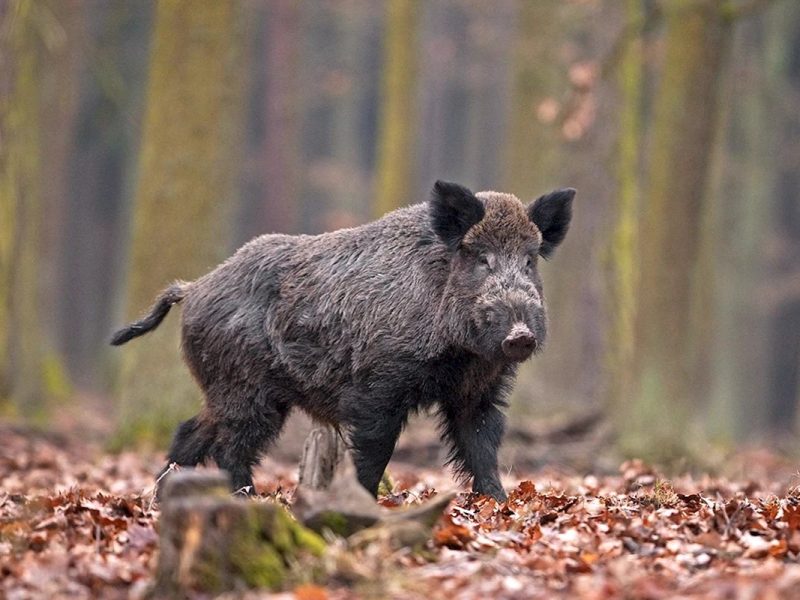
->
[441,401,507,502]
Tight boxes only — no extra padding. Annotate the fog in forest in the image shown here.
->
[2,0,799,465]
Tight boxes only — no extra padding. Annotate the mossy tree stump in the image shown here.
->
[154,470,325,597]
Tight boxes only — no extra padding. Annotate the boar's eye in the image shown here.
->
[476,252,493,273]
[524,254,536,276]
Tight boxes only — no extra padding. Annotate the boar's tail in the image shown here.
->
[110,283,187,346]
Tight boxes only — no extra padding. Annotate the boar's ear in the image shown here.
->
[430,180,485,249]
[527,188,575,259]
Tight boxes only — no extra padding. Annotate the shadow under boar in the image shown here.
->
[111,181,574,501]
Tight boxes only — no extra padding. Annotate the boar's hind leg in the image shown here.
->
[347,409,404,496]
[156,415,215,495]
[166,415,214,465]
[209,401,291,495]
[441,402,507,502]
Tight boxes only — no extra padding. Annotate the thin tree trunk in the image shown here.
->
[503,0,566,416]
[767,169,800,432]
[0,0,17,404]
[608,0,642,425]
[330,1,370,223]
[505,0,616,419]
[461,1,515,190]
[628,0,732,459]
[374,0,419,217]
[115,0,244,448]
[416,0,448,200]
[38,2,81,376]
[502,0,563,195]
[706,12,772,441]
[60,2,152,391]
[0,0,54,418]
[764,1,800,434]
[260,0,300,234]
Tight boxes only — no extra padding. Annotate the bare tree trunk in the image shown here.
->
[608,0,642,435]
[0,0,19,405]
[764,1,800,434]
[0,0,68,418]
[627,0,732,459]
[37,2,81,377]
[706,10,773,441]
[60,2,152,391]
[373,0,419,217]
[259,0,301,234]
[115,0,244,448]
[503,0,563,194]
[506,0,617,422]
[330,1,367,224]
[503,0,566,416]
[461,1,515,190]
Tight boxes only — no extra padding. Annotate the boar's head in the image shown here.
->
[430,180,574,363]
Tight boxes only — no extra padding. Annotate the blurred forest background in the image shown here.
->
[1,0,799,469]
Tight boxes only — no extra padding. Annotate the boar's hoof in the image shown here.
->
[474,482,508,503]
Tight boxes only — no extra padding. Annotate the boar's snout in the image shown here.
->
[501,323,537,361]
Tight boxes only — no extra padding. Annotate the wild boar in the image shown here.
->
[111,181,574,501]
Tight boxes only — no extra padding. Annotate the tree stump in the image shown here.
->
[297,424,346,490]
[295,434,457,540]
[294,448,383,537]
[154,469,325,597]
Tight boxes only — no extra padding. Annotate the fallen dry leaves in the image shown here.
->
[419,463,800,599]
[0,428,160,599]
[2,425,800,599]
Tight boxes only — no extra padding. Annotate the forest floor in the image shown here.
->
[1,420,800,599]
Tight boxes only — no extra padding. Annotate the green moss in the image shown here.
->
[265,506,294,553]
[503,0,563,193]
[275,506,325,556]
[228,505,326,591]
[292,524,327,557]
[314,511,350,537]
[192,550,225,593]
[0,401,17,419]
[0,0,62,421]
[230,537,286,589]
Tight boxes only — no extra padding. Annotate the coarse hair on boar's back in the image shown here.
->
[111,180,575,501]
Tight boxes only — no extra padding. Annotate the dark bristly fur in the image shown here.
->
[112,180,575,501]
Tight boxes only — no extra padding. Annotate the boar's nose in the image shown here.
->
[501,324,537,361]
